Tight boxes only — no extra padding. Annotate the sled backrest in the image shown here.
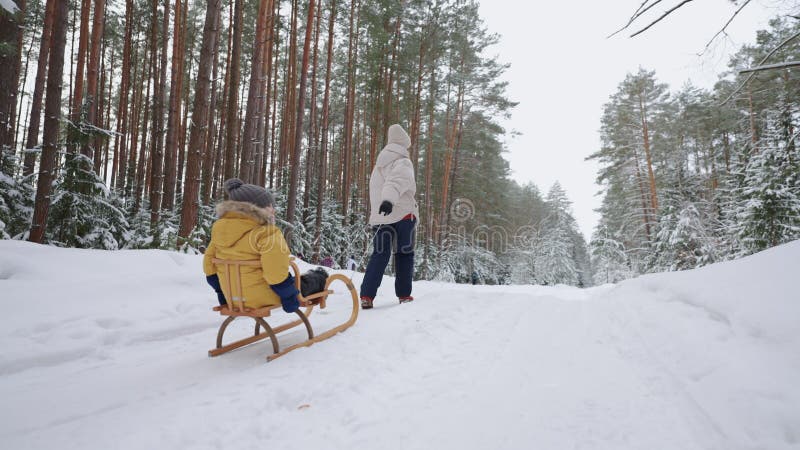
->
[212,258,261,312]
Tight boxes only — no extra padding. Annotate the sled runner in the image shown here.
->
[208,258,359,361]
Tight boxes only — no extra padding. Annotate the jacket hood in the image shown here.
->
[387,124,411,149]
[375,125,412,168]
[212,201,275,248]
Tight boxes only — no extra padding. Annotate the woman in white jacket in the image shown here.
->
[360,124,419,309]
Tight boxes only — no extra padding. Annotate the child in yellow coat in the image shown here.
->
[203,179,300,312]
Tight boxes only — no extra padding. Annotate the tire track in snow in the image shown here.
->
[607,298,730,450]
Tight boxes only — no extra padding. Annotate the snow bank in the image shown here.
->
[607,240,800,345]
[1,239,798,450]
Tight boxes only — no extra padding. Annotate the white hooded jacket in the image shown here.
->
[368,124,419,225]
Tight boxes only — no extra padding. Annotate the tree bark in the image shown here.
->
[162,0,185,210]
[29,0,68,243]
[422,70,436,273]
[149,0,170,227]
[277,0,299,190]
[113,0,134,190]
[0,0,25,156]
[22,0,55,177]
[341,0,358,223]
[285,0,317,246]
[133,34,153,211]
[71,0,91,142]
[239,0,270,183]
[312,0,336,262]
[201,0,223,204]
[84,0,105,170]
[302,1,322,222]
[222,0,243,182]
[638,93,658,215]
[179,0,223,240]
[268,1,281,188]
[255,0,276,187]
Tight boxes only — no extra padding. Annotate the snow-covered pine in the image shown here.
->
[727,112,800,256]
[428,232,504,284]
[0,149,33,240]
[45,154,129,249]
[590,225,633,285]
[536,183,581,286]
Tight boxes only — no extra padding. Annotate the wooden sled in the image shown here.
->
[208,258,359,361]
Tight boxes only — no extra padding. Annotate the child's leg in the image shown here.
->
[394,218,416,298]
[360,225,394,298]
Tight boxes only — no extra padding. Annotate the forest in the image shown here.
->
[0,1,797,287]
[590,16,800,284]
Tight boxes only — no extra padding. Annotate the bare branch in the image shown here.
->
[608,0,664,38]
[698,0,752,56]
[630,0,696,38]
[739,60,800,73]
[720,29,800,105]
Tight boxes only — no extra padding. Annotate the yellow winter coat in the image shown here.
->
[202,201,291,309]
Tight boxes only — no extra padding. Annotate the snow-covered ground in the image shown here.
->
[1,240,799,450]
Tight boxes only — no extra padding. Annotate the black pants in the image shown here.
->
[359,218,416,298]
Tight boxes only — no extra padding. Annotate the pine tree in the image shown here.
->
[728,113,800,255]
[46,153,129,249]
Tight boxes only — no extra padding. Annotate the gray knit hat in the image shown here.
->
[224,178,274,208]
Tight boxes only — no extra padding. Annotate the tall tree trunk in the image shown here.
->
[312,0,336,262]
[149,0,169,227]
[438,80,463,241]
[422,70,436,274]
[409,24,429,175]
[382,16,401,135]
[176,16,191,199]
[179,0,223,240]
[638,93,658,215]
[22,0,55,177]
[633,148,651,241]
[67,7,77,118]
[71,0,91,144]
[0,0,25,156]
[277,0,299,189]
[285,0,317,246]
[29,0,68,244]
[162,0,185,210]
[239,0,269,183]
[124,34,142,197]
[133,37,153,211]
[84,0,105,170]
[222,0,243,182]
[8,0,27,157]
[100,38,110,178]
[302,1,322,223]
[201,0,223,204]
[114,0,134,190]
[213,0,233,195]
[255,0,275,187]
[268,2,281,188]
[340,0,358,223]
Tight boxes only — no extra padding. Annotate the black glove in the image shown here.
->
[379,200,393,216]
[206,274,227,306]
[269,273,301,313]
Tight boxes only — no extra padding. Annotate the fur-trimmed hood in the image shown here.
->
[216,200,274,224]
[211,201,277,249]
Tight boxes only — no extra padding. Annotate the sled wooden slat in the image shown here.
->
[208,257,359,361]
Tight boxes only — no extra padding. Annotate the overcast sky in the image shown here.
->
[476,0,783,239]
